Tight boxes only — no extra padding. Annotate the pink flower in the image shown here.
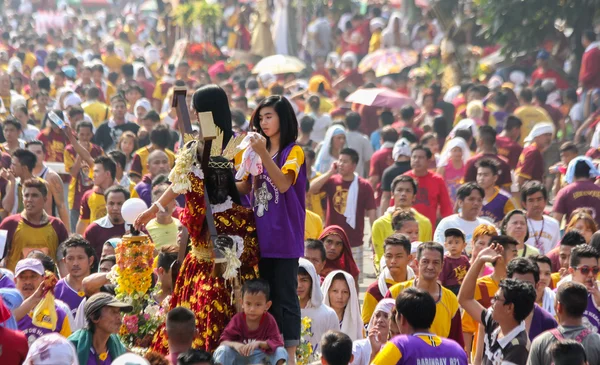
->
[143,313,150,321]
[123,314,139,333]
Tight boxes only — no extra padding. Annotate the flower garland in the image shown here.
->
[111,238,165,351]
[296,317,317,365]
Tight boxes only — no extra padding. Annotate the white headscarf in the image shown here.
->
[24,333,79,365]
[449,118,479,140]
[565,156,600,184]
[133,61,152,80]
[381,12,408,49]
[321,270,364,341]
[524,122,554,143]
[392,138,412,161]
[299,258,324,309]
[315,125,347,173]
[341,52,358,70]
[134,98,152,119]
[437,137,471,168]
[351,298,396,365]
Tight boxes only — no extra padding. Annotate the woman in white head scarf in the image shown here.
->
[134,98,152,121]
[381,13,410,49]
[298,258,340,351]
[315,125,347,174]
[351,298,395,365]
[436,137,470,203]
[321,270,363,341]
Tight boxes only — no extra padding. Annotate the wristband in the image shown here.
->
[153,202,166,213]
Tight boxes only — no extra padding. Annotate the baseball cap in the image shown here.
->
[15,258,44,277]
[23,333,79,365]
[84,292,132,319]
[444,228,466,241]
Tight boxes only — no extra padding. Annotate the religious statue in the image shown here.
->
[134,85,259,353]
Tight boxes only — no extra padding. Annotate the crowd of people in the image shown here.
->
[1,1,600,365]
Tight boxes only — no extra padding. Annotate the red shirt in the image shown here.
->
[83,217,126,259]
[0,327,28,364]
[220,312,284,354]
[516,143,545,182]
[322,175,376,247]
[463,152,512,187]
[36,128,68,163]
[369,147,394,204]
[403,170,453,229]
[496,136,523,170]
[579,45,600,89]
[530,68,569,89]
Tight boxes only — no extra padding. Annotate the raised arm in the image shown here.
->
[134,185,180,231]
[458,244,504,325]
[62,125,95,167]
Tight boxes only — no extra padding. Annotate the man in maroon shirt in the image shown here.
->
[464,126,512,190]
[369,126,398,209]
[310,148,376,272]
[579,30,600,91]
[496,116,523,170]
[516,122,554,188]
[83,185,129,259]
[552,158,600,227]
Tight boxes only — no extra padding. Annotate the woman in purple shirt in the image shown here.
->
[238,95,307,363]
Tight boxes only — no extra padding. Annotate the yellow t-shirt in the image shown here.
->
[79,188,106,224]
[281,146,305,183]
[82,100,110,128]
[102,54,125,73]
[369,31,382,53]
[371,208,433,271]
[130,146,177,179]
[303,98,334,114]
[306,172,325,220]
[514,105,553,145]
[518,244,540,258]
[147,218,181,249]
[388,279,459,339]
[305,209,323,240]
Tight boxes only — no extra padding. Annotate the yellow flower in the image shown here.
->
[99,353,108,361]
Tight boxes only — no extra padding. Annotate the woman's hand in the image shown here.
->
[134,208,157,231]
[249,133,268,157]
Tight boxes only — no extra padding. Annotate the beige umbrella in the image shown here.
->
[251,55,306,75]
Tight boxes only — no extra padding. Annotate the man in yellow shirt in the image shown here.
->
[385,242,464,347]
[371,175,432,271]
[101,43,125,74]
[75,156,117,234]
[129,125,176,181]
[514,88,553,145]
[82,87,110,128]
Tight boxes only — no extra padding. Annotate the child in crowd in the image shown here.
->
[439,228,471,295]
[386,210,420,273]
[213,279,287,365]
[319,331,354,365]
[391,210,419,243]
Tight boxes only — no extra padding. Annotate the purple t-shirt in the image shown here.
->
[0,273,15,289]
[554,180,600,226]
[252,144,306,259]
[18,304,68,345]
[528,304,558,340]
[54,278,85,317]
[386,333,468,365]
[481,189,512,223]
[583,294,600,332]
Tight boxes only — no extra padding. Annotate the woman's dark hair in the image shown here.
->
[251,95,299,165]
[500,210,530,243]
[192,85,233,151]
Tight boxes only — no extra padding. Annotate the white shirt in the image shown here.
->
[525,215,560,255]
[310,113,332,144]
[21,124,40,142]
[345,130,374,177]
[433,214,489,254]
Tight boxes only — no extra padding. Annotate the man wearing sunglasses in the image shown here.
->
[568,245,600,333]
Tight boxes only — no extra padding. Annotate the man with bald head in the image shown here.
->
[135,149,171,207]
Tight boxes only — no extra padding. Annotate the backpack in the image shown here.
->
[549,328,591,365]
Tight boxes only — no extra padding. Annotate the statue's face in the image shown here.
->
[207,168,231,205]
